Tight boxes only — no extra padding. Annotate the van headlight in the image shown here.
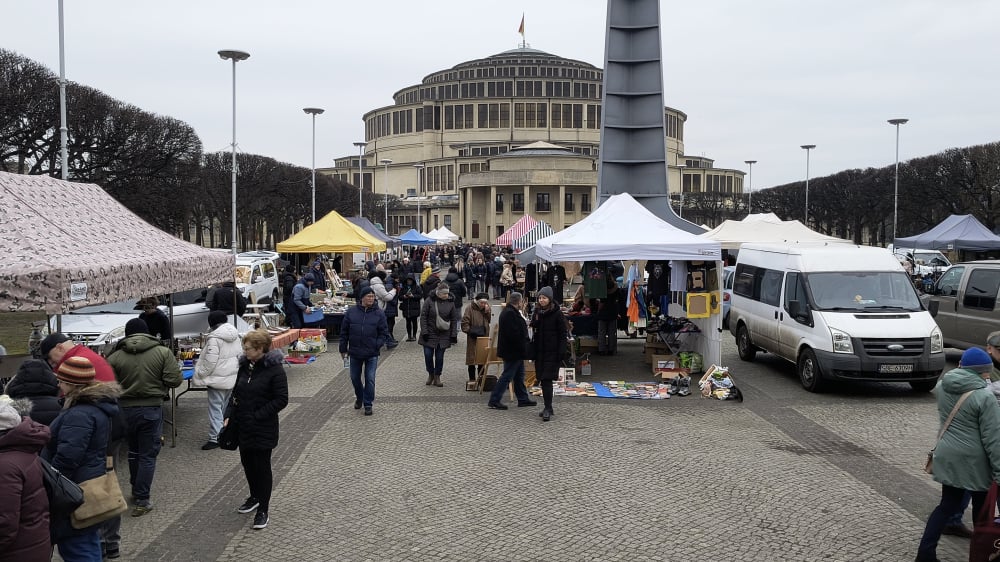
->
[930,326,943,353]
[830,328,854,354]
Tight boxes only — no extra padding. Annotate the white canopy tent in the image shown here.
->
[700,216,851,250]
[535,193,723,367]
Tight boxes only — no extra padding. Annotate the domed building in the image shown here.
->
[320,46,743,241]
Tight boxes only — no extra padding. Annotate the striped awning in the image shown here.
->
[495,215,538,246]
[512,220,554,251]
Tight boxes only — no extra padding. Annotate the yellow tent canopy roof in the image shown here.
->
[276,210,387,253]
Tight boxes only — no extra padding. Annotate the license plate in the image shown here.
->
[879,364,914,374]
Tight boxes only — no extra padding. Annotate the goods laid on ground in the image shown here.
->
[698,365,743,401]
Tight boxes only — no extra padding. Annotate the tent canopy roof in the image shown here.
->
[496,215,538,246]
[276,211,386,253]
[701,216,851,250]
[346,216,397,247]
[895,214,1000,251]
[397,229,437,246]
[0,172,234,313]
[536,193,721,262]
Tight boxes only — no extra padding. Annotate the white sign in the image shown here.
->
[69,282,88,302]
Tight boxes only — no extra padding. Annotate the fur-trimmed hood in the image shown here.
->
[64,381,122,411]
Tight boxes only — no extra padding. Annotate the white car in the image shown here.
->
[235,251,280,306]
[60,288,250,354]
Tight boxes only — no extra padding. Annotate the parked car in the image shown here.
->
[922,261,1000,349]
[60,288,250,354]
[722,265,735,329]
[889,246,952,277]
[235,251,280,305]
[729,244,945,392]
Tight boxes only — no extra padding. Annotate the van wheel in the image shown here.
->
[270,290,279,312]
[910,379,937,392]
[797,349,826,392]
[736,324,757,362]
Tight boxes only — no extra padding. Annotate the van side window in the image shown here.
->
[935,266,965,297]
[963,269,1000,310]
[760,269,783,306]
[783,272,807,312]
[733,264,757,298]
[262,262,276,279]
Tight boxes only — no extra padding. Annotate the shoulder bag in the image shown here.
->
[39,456,84,515]
[217,419,240,450]
[925,390,974,474]
[71,416,128,529]
[435,303,451,331]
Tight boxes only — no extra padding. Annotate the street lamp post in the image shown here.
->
[218,49,250,255]
[413,163,425,232]
[801,145,816,225]
[888,118,909,242]
[303,107,325,224]
[57,0,69,179]
[744,160,757,214]
[353,141,366,218]
[380,159,392,233]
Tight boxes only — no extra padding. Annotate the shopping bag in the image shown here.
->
[971,482,1000,562]
[71,457,128,529]
[303,308,325,324]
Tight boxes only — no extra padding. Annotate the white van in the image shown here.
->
[729,244,945,392]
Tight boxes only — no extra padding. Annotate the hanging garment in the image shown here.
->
[583,261,608,299]
[645,260,671,301]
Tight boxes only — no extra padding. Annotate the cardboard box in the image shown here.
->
[578,335,598,349]
[643,341,671,363]
[474,337,492,364]
[652,354,689,378]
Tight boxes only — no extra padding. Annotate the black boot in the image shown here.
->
[468,365,477,381]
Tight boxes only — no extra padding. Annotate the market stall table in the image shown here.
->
[166,368,202,448]
[321,313,345,338]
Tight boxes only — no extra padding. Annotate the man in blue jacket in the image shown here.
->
[339,286,389,416]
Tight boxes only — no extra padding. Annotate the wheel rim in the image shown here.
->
[801,357,815,386]
[738,329,749,353]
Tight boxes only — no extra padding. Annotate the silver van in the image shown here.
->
[923,261,1000,349]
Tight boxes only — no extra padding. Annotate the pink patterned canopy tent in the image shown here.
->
[495,215,537,246]
[0,172,234,313]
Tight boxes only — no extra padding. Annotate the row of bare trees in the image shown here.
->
[1,49,384,250]
[680,142,1000,244]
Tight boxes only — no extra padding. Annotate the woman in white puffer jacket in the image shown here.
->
[194,311,242,450]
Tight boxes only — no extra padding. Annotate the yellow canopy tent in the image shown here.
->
[276,211,387,253]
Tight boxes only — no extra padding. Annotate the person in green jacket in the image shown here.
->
[987,331,1000,382]
[107,318,181,517]
[916,347,1000,562]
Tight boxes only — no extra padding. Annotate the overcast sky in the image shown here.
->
[5,0,999,191]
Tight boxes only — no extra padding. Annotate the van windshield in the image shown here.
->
[805,271,922,312]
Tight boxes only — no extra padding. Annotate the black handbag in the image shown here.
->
[217,421,240,451]
[39,456,85,515]
[467,325,486,339]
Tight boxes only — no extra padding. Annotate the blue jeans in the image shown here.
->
[946,491,972,526]
[58,528,101,561]
[423,345,446,375]
[917,484,986,561]
[489,359,532,405]
[350,356,378,408]
[124,406,163,501]
[207,388,229,442]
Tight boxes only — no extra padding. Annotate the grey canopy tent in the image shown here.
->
[894,214,1000,251]
[346,216,398,248]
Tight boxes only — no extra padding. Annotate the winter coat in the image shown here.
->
[138,309,172,341]
[496,303,529,363]
[500,264,515,287]
[193,323,242,390]
[225,351,289,451]
[530,304,568,381]
[281,270,297,300]
[4,360,62,426]
[208,283,247,316]
[445,271,467,308]
[400,280,423,319]
[461,301,492,365]
[930,367,1000,491]
[420,274,441,300]
[471,263,486,286]
[339,302,389,360]
[419,293,460,350]
[384,278,400,319]
[107,333,182,408]
[369,276,398,315]
[311,264,328,292]
[292,280,312,312]
[43,382,121,539]
[0,417,51,562]
[420,267,433,285]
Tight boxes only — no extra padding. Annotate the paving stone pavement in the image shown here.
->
[83,322,970,562]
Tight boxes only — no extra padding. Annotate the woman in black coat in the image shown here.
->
[419,283,460,387]
[399,276,423,341]
[530,286,567,422]
[4,359,62,426]
[224,330,289,531]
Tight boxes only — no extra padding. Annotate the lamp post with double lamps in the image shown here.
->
[380,159,392,233]
[413,163,425,232]
[303,108,325,224]
[744,160,757,214]
[800,145,816,225]
[354,141,367,218]
[218,49,250,255]
[888,118,909,242]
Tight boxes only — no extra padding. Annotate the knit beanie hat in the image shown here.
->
[125,318,150,336]
[56,356,96,385]
[208,310,229,329]
[0,396,21,431]
[537,286,554,300]
[359,286,375,299]
[961,348,993,373]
